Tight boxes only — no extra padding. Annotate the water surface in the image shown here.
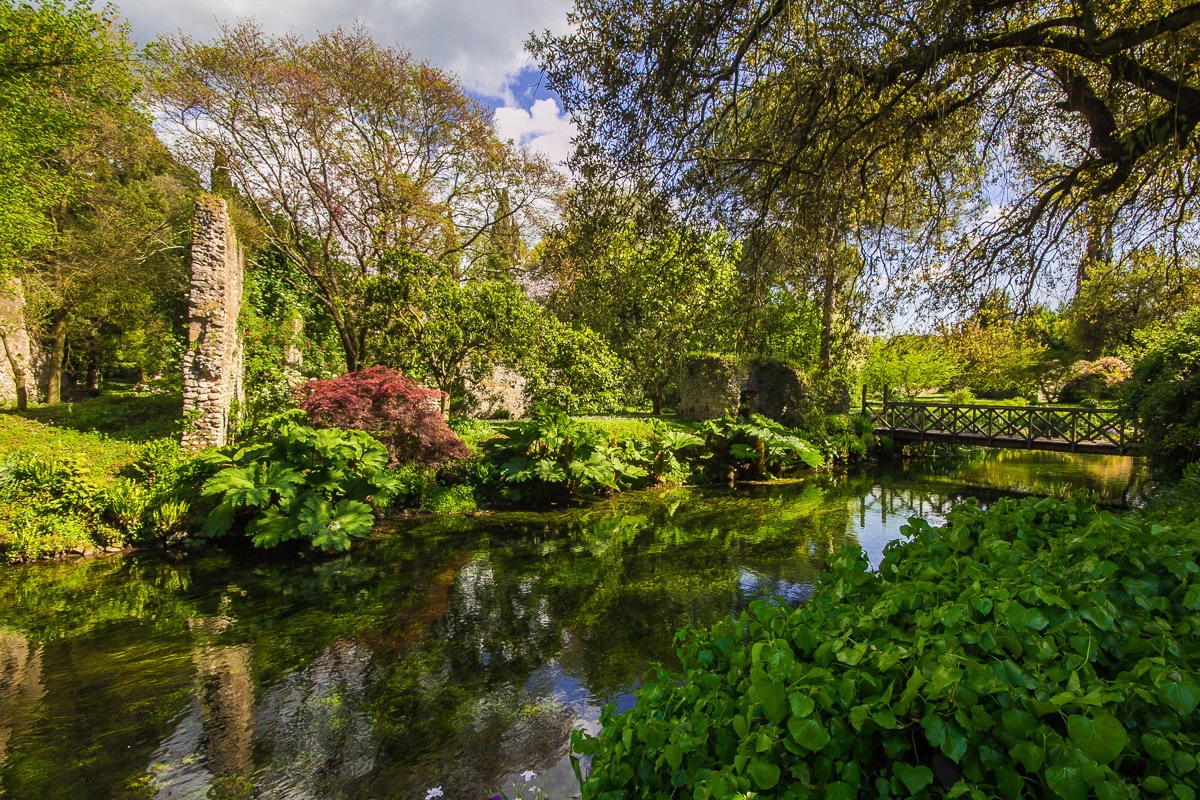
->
[0,452,1142,799]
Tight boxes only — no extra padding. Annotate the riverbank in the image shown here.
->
[0,391,876,564]
[577,485,1200,800]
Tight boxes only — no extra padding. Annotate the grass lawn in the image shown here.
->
[0,388,181,478]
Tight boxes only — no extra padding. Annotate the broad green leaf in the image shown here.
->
[789,693,815,718]
[1160,676,1200,715]
[202,499,237,536]
[894,763,933,795]
[1002,709,1037,737]
[748,758,780,790]
[1046,764,1087,800]
[788,717,830,752]
[1067,714,1127,764]
[755,675,787,724]
[664,743,683,771]
[826,781,855,800]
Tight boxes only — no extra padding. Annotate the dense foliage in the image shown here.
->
[198,419,402,551]
[699,416,824,481]
[0,0,136,272]
[1122,310,1200,479]
[493,409,650,500]
[0,438,189,562]
[862,339,961,400]
[533,0,1200,312]
[296,366,469,468]
[147,22,559,374]
[575,495,1200,799]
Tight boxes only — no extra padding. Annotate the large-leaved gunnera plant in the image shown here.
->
[198,419,402,551]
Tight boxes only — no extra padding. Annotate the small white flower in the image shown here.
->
[521,771,537,782]
[425,788,444,800]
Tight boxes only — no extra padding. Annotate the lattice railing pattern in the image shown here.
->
[876,401,1129,451]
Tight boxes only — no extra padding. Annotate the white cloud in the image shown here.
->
[117,0,573,100]
[493,98,577,168]
[119,0,576,166]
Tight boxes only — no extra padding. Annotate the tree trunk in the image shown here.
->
[46,309,68,406]
[86,337,101,392]
[651,385,663,416]
[818,264,837,373]
[341,340,358,373]
[0,331,28,411]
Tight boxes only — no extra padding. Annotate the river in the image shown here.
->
[0,451,1144,799]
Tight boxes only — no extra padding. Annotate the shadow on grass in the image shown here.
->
[4,386,182,443]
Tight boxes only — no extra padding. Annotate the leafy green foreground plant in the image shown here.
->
[494,409,649,500]
[700,415,824,480]
[573,496,1200,799]
[199,419,402,551]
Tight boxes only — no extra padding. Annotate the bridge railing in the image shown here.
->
[869,399,1131,452]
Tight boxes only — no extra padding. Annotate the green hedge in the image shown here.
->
[573,496,1200,799]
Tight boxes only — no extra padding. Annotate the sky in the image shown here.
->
[113,0,579,166]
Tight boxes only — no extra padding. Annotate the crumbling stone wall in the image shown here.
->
[464,366,529,419]
[743,359,812,428]
[678,354,742,420]
[182,196,244,452]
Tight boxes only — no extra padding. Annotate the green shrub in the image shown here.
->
[946,387,974,405]
[0,454,103,516]
[813,413,874,464]
[699,415,823,480]
[1,508,97,563]
[1123,310,1200,479]
[197,418,403,551]
[448,417,503,455]
[640,425,706,485]
[574,495,1200,799]
[0,453,115,561]
[423,483,479,514]
[493,409,648,500]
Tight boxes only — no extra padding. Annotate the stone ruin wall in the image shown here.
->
[677,355,744,421]
[742,360,812,428]
[182,196,245,452]
[464,366,529,419]
[678,356,816,426]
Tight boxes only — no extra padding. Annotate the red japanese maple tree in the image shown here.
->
[295,366,469,467]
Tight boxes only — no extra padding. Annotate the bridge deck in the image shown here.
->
[872,400,1133,455]
[885,428,1125,454]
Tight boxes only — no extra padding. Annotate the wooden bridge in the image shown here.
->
[869,399,1133,455]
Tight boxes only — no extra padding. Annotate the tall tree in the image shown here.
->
[26,106,192,404]
[147,22,561,372]
[530,0,1200,310]
[541,213,740,413]
[0,0,135,274]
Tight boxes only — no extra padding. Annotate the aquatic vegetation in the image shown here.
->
[576,495,1200,798]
